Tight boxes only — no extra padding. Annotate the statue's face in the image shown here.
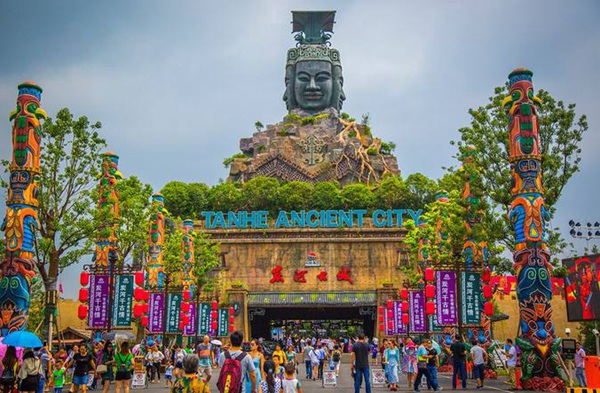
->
[294,61,333,112]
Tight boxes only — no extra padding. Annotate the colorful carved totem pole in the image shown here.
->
[0,83,47,334]
[181,219,195,295]
[92,152,123,268]
[146,193,165,290]
[503,68,567,390]
[460,147,491,344]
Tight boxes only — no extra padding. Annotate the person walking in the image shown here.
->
[450,335,467,390]
[99,342,115,393]
[1,345,19,393]
[414,340,438,392]
[151,347,164,384]
[331,345,342,377]
[285,345,298,371]
[171,355,211,393]
[575,341,587,387]
[173,345,186,379]
[384,340,400,391]
[217,331,256,393]
[505,339,517,390]
[246,340,264,393]
[316,345,326,380]
[66,345,95,393]
[114,342,133,393]
[425,340,440,391]
[470,341,487,389]
[52,360,66,393]
[301,342,313,380]
[350,334,371,393]
[402,342,418,389]
[196,336,214,383]
[281,363,302,393]
[19,349,43,393]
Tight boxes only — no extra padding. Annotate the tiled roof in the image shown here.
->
[248,291,377,306]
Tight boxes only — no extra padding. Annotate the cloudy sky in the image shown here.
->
[1,1,599,297]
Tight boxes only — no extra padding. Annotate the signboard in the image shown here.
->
[394,300,407,334]
[562,338,577,360]
[88,274,109,328]
[436,270,458,326]
[131,371,147,389]
[198,303,211,336]
[148,293,165,333]
[461,272,482,325]
[217,308,229,337]
[113,275,134,327]
[183,303,196,336]
[323,370,336,387]
[409,290,426,333]
[563,254,600,321]
[166,293,182,334]
[371,369,385,386]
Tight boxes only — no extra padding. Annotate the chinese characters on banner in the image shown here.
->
[148,293,165,333]
[461,272,482,325]
[217,308,229,336]
[409,290,426,333]
[385,301,407,335]
[166,293,182,333]
[113,275,134,327]
[198,303,212,336]
[88,275,109,328]
[183,303,196,336]
[435,270,458,326]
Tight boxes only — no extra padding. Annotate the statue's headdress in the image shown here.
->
[286,11,341,67]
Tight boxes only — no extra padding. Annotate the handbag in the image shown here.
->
[96,365,108,374]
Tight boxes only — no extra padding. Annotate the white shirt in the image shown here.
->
[506,346,517,367]
[470,345,485,365]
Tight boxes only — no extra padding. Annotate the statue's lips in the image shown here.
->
[303,93,323,100]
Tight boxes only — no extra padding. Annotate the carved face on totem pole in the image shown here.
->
[283,11,345,114]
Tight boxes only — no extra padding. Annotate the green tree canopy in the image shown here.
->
[341,183,375,210]
[117,175,153,262]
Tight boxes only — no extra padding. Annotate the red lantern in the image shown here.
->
[133,304,143,318]
[483,285,493,299]
[378,315,384,323]
[229,307,234,315]
[78,304,88,320]
[143,290,150,301]
[78,288,89,303]
[211,321,218,330]
[402,313,409,325]
[387,321,393,330]
[80,272,90,286]
[378,324,384,331]
[425,268,434,282]
[484,301,493,316]
[378,306,384,315]
[142,303,149,313]
[387,309,393,319]
[134,288,144,302]
[228,325,234,332]
[425,284,435,299]
[211,311,218,320]
[386,299,393,309]
[141,316,149,327]
[183,291,191,301]
[135,271,144,286]
[181,303,190,313]
[229,316,235,324]
[401,301,409,313]
[182,315,190,325]
[211,300,218,310]
[400,288,409,300]
[178,321,185,330]
[482,267,491,283]
[426,301,435,315]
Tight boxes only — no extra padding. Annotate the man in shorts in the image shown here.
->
[196,335,214,382]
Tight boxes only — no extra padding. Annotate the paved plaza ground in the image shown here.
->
[133,355,516,393]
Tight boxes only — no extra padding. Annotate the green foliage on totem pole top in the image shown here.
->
[116,176,153,263]
[451,85,587,258]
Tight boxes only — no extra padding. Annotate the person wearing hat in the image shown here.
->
[402,341,418,389]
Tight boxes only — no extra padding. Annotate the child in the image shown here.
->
[53,360,67,393]
[272,355,284,381]
[164,361,174,387]
[281,363,302,393]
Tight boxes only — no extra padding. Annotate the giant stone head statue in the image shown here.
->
[283,11,345,115]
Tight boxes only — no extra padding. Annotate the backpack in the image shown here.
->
[332,351,340,362]
[217,351,246,393]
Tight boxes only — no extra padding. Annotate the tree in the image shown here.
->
[310,182,343,210]
[116,176,153,263]
[341,183,375,210]
[208,183,243,212]
[452,86,587,257]
[1,108,106,338]
[160,181,192,219]
[278,181,314,211]
[404,173,438,210]
[242,177,280,213]
[254,121,264,132]
[374,175,408,209]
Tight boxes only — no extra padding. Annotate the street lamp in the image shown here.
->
[569,220,600,249]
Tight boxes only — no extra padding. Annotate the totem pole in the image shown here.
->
[181,219,195,295]
[460,147,491,344]
[504,68,567,390]
[0,83,47,334]
[146,193,165,290]
[92,152,123,268]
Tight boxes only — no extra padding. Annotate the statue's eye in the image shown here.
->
[0,278,8,289]
[316,75,330,82]
[512,91,521,101]
[298,76,310,82]
[528,320,537,331]
[27,103,38,113]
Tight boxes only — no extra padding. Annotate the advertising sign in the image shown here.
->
[198,303,211,336]
[461,272,482,325]
[88,275,109,328]
[436,270,458,326]
[166,293,182,334]
[563,254,600,321]
[183,303,196,336]
[217,308,229,337]
[148,293,165,333]
[409,290,426,333]
[113,275,134,327]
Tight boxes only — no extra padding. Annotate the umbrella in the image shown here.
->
[2,331,42,348]
[210,339,223,346]
[102,331,135,342]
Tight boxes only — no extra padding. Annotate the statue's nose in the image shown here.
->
[308,78,318,90]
